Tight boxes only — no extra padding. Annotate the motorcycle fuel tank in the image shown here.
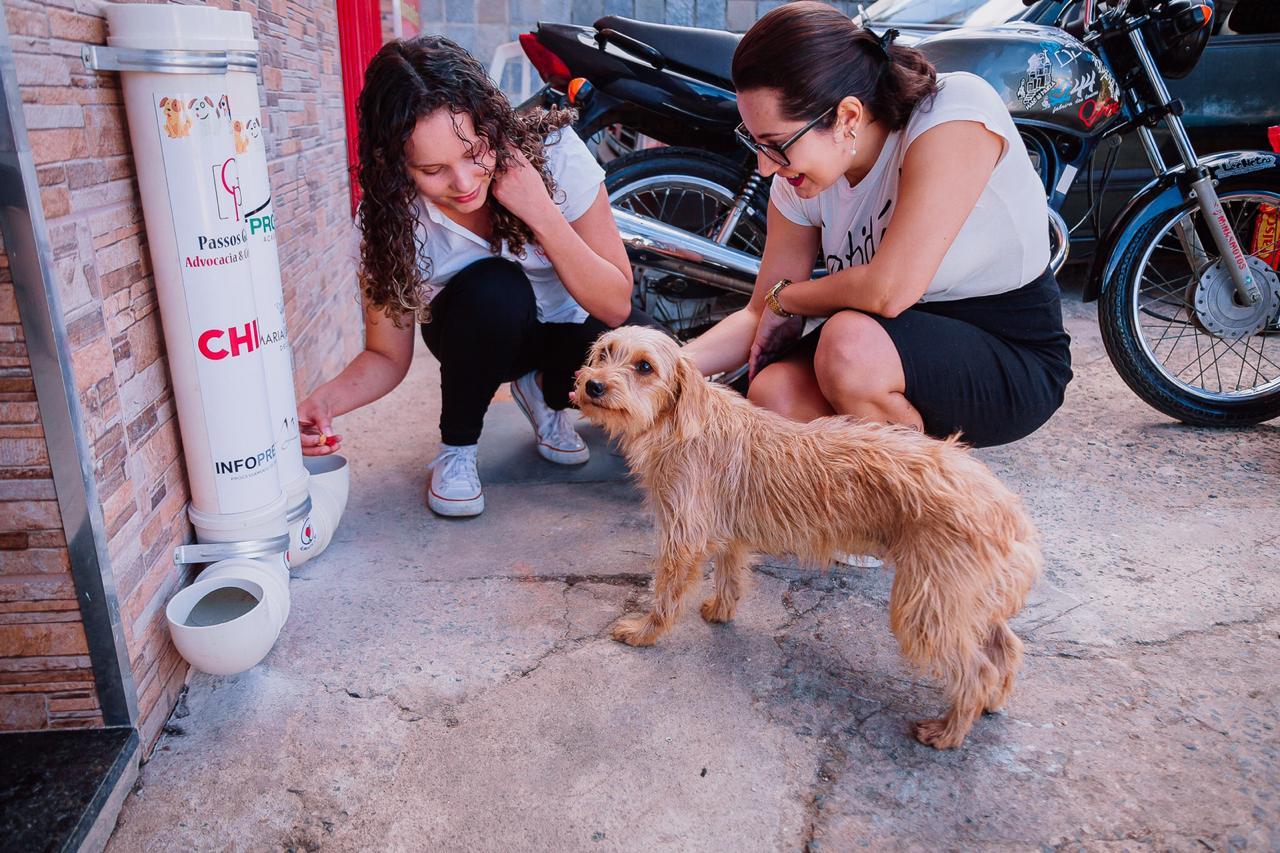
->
[918,24,1123,138]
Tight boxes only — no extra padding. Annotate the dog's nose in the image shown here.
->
[586,379,606,399]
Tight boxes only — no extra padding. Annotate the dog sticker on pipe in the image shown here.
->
[574,327,1042,750]
[158,97,192,139]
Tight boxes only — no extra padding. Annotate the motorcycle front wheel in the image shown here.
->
[605,148,768,342]
[1100,178,1280,426]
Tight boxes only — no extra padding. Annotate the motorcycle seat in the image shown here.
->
[594,16,740,84]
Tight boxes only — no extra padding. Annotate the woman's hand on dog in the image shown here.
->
[491,150,556,224]
[297,392,343,456]
[748,311,804,380]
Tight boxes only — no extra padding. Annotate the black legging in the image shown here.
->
[421,257,654,446]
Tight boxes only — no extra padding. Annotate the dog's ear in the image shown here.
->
[159,97,171,109]
[670,351,711,441]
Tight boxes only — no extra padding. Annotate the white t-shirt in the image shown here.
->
[770,72,1050,302]
[354,127,607,324]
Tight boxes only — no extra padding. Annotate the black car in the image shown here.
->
[862,0,1280,256]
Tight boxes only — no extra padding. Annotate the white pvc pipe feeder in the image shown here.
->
[88,4,350,674]
[218,12,326,566]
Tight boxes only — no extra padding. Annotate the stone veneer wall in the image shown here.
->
[0,229,101,732]
[0,0,364,752]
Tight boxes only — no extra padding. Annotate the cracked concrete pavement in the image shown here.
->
[107,282,1280,851]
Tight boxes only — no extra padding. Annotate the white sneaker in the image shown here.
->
[834,552,883,568]
[510,371,590,465]
[427,444,484,517]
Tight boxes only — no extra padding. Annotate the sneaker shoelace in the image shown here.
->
[545,410,581,446]
[436,448,480,493]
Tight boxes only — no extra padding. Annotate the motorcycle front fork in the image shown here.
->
[1130,30,1262,306]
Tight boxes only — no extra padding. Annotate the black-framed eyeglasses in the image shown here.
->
[734,106,834,168]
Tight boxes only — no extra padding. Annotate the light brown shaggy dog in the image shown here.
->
[573,326,1042,749]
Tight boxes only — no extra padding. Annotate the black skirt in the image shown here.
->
[790,267,1073,448]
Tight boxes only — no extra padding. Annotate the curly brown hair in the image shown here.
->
[355,35,574,324]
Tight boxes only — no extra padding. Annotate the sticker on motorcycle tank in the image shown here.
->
[1016,52,1054,109]
[1047,82,1073,109]
[1069,71,1098,101]
[1217,153,1277,178]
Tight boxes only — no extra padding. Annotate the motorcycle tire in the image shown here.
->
[1099,175,1280,426]
[605,147,768,341]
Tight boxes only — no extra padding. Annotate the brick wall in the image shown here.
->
[0,0,363,751]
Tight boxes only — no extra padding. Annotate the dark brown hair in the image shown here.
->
[731,1,939,132]
[355,35,574,324]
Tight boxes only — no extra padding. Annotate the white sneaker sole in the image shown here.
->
[535,441,590,465]
[427,487,484,517]
[511,380,590,466]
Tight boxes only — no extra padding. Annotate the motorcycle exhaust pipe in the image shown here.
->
[1048,208,1069,276]
[613,206,1070,287]
[612,208,760,295]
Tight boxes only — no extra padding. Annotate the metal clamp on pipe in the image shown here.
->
[286,494,313,524]
[173,534,291,567]
[81,44,258,74]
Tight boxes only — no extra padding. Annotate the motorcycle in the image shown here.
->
[520,0,1280,425]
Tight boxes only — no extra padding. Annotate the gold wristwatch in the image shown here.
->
[765,279,795,318]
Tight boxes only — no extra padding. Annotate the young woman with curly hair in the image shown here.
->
[685,2,1072,449]
[296,35,647,517]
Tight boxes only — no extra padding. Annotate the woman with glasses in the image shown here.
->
[684,1,1072,448]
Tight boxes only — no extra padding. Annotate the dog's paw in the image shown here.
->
[611,615,659,647]
[699,596,735,624]
[911,718,967,750]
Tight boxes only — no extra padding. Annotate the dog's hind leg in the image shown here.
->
[982,620,1023,712]
[700,542,751,624]
[612,542,706,647]
[888,550,1001,750]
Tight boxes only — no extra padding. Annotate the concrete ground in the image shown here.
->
[107,283,1279,852]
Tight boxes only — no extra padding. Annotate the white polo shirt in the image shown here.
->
[413,127,605,323]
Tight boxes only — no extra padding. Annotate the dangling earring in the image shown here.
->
[848,129,858,157]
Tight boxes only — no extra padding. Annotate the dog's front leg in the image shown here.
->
[612,541,706,647]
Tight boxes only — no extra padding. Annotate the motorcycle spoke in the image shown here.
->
[1216,334,1276,391]
[1139,299,1189,321]
[624,193,661,221]
[1147,327,1198,367]
[1140,258,1192,294]
[1232,333,1280,376]
[1153,241,1203,272]
[1228,200,1257,244]
[1140,275,1191,301]
[1248,236,1278,262]
[1170,330,1279,393]
[654,188,672,223]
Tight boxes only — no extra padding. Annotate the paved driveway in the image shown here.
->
[107,282,1280,851]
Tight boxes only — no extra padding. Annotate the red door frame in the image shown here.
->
[336,0,384,216]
